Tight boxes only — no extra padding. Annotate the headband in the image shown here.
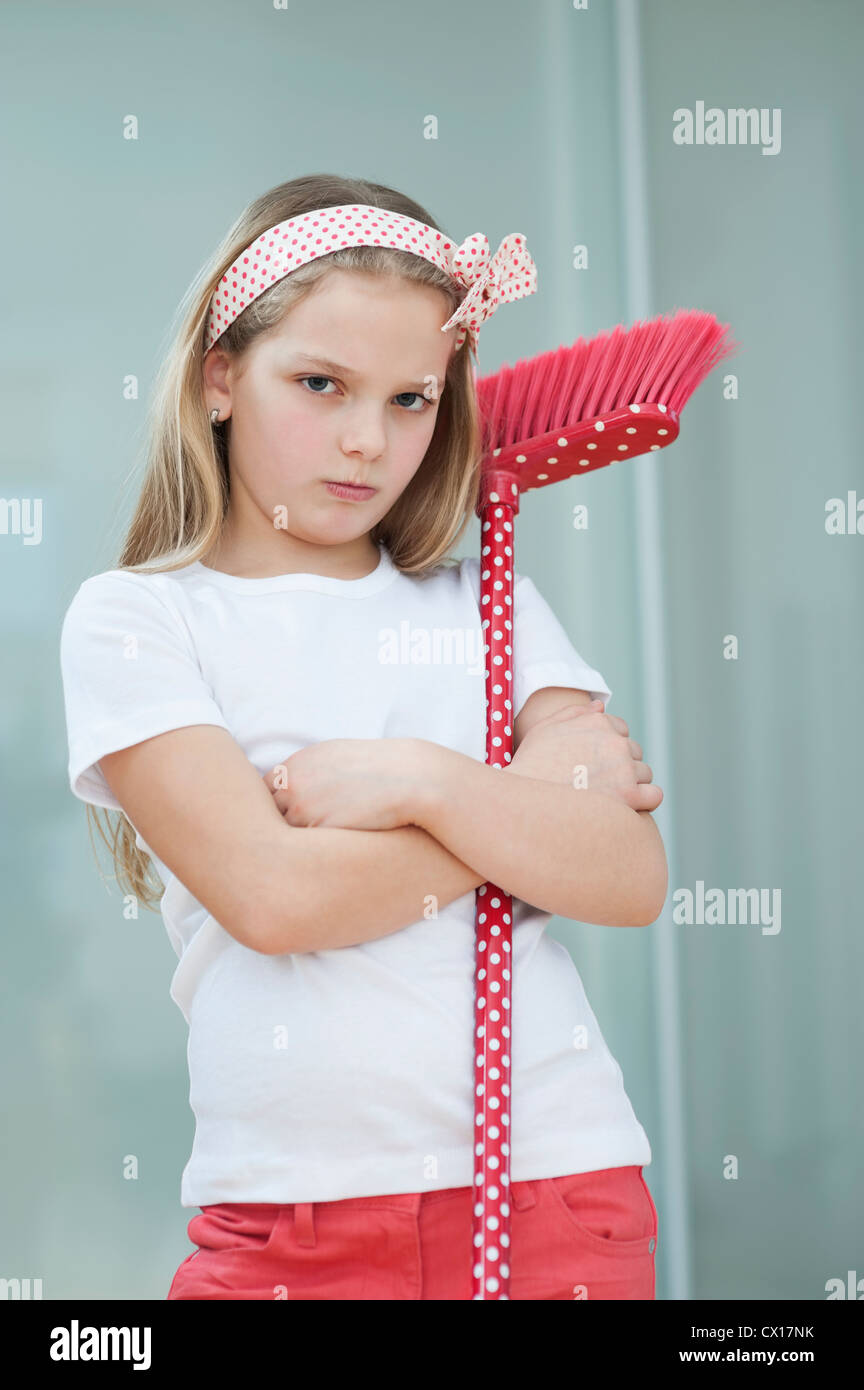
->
[203,204,537,355]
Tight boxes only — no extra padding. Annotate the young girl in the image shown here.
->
[59,173,666,1301]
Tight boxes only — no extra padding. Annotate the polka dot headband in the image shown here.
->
[204,204,538,355]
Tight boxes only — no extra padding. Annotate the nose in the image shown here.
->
[339,404,387,461]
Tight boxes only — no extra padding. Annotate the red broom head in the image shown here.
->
[474,309,739,511]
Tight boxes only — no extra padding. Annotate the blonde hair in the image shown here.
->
[86,172,483,908]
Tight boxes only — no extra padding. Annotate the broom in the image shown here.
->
[468,308,739,1300]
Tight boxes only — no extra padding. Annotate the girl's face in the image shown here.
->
[203,269,457,563]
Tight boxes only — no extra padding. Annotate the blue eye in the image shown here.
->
[299,375,336,394]
[297,377,432,411]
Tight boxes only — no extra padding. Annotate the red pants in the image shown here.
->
[167,1164,658,1300]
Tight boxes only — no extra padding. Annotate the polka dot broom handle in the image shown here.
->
[467,309,738,1297]
[469,415,685,1301]
[472,470,521,1300]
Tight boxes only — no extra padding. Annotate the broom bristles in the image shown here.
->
[478,309,739,452]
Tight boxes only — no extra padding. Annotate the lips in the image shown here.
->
[325,480,378,499]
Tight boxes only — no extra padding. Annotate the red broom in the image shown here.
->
[468,308,738,1299]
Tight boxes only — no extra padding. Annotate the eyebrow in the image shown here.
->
[286,353,435,393]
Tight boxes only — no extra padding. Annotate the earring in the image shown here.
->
[210,408,221,425]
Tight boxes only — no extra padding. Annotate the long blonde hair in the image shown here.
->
[87,172,483,908]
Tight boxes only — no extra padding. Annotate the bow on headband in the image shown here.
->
[441,232,538,344]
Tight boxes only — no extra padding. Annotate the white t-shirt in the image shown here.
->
[59,544,651,1206]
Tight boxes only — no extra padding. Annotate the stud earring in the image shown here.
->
[210,408,221,425]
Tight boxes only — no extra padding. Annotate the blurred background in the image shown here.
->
[2,0,861,1300]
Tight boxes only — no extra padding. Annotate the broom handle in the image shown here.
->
[471,484,519,1300]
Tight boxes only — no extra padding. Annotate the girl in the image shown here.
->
[59,172,666,1301]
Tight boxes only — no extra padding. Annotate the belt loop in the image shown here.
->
[510,1180,537,1212]
[293,1202,316,1247]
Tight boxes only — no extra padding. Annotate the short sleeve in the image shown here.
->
[461,558,612,720]
[59,570,231,811]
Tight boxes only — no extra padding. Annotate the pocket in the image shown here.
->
[187,1203,289,1257]
[638,1170,659,1241]
[546,1166,657,1256]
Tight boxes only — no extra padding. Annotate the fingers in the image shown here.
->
[606,714,629,737]
[596,709,631,740]
[619,756,658,790]
[632,782,663,811]
[264,763,290,809]
[547,705,631,739]
[592,704,629,737]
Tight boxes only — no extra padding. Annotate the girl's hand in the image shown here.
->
[263,738,429,831]
[506,700,663,813]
